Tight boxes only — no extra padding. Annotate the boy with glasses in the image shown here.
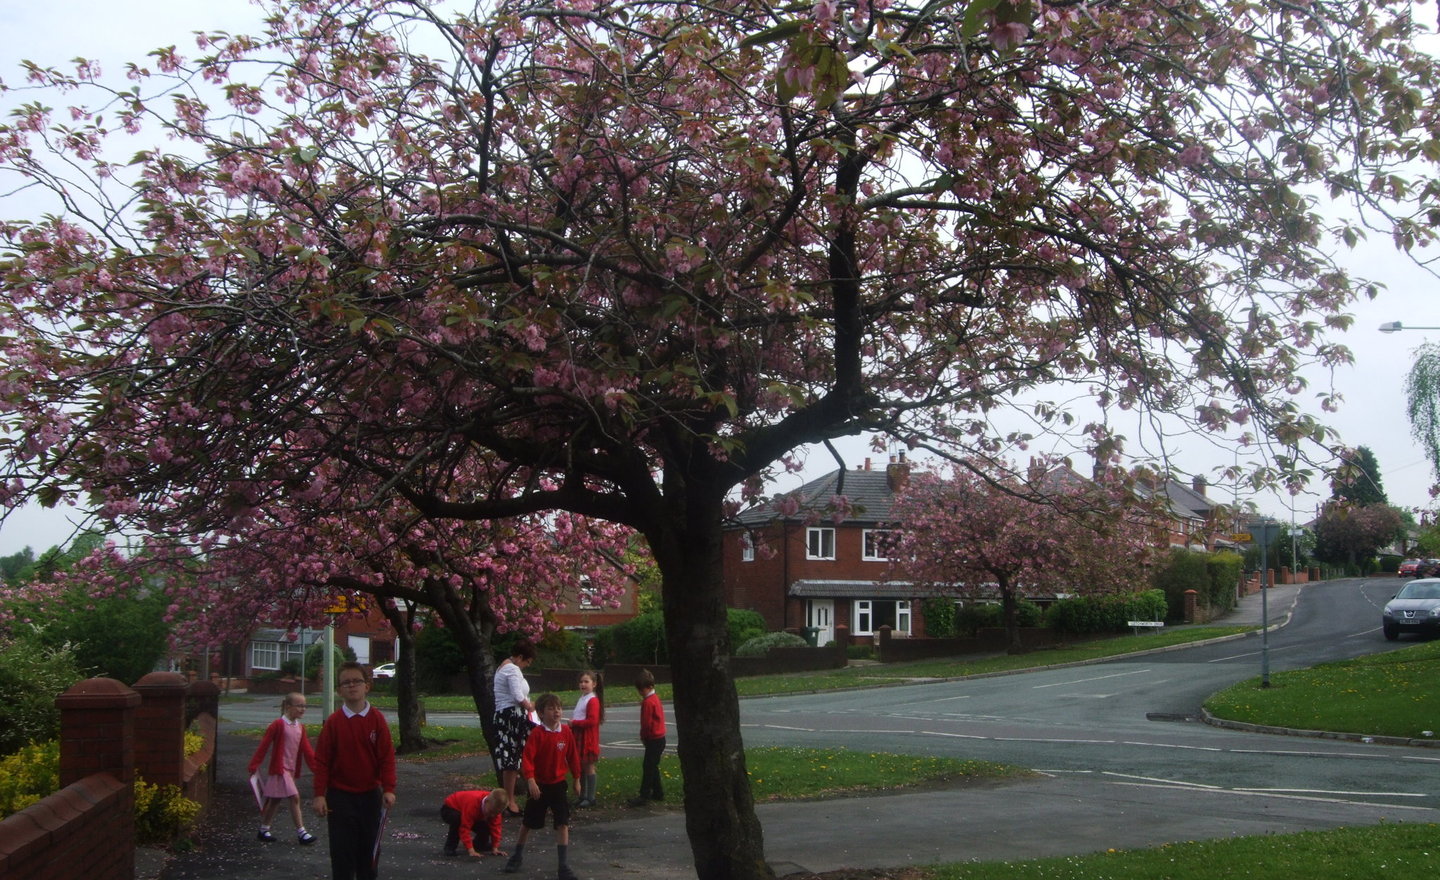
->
[313,662,397,880]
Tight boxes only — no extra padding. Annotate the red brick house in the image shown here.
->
[722,456,917,646]
[723,458,1228,647]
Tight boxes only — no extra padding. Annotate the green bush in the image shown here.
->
[1151,548,1209,621]
[415,625,464,693]
[595,611,668,665]
[846,644,875,660]
[1205,551,1244,612]
[0,632,82,756]
[727,608,767,652]
[921,598,957,638]
[954,600,1042,635]
[536,627,591,669]
[133,777,202,845]
[0,739,59,818]
[303,641,356,681]
[1047,589,1169,635]
[735,631,809,657]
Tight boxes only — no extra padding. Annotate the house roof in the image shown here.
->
[735,467,903,526]
[788,578,915,598]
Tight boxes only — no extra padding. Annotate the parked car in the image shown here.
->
[1382,579,1440,640]
[1399,559,1422,577]
[1417,559,1440,578]
[370,662,396,679]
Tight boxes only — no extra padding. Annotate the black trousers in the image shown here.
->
[325,786,383,880]
[639,736,666,800]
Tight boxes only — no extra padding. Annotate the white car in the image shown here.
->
[370,662,396,679]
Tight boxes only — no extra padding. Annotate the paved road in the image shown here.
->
[156,578,1440,880]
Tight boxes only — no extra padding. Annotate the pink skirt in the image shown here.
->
[257,770,299,799]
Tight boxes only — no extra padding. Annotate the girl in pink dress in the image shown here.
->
[248,691,319,844]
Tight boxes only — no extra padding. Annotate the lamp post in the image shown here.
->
[1249,519,1283,687]
[1380,321,1440,333]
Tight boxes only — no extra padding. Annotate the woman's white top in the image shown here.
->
[493,660,530,712]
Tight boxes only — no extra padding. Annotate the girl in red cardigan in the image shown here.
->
[569,670,603,807]
[247,692,319,844]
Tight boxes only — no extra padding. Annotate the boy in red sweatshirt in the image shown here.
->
[313,662,397,880]
[629,668,667,806]
[503,692,581,880]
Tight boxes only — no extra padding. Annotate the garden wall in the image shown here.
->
[0,673,218,880]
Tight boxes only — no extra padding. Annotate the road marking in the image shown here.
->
[1235,787,1427,797]
[930,694,973,703]
[1103,771,1221,788]
[1032,669,1151,689]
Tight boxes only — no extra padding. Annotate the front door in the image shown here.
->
[807,599,834,646]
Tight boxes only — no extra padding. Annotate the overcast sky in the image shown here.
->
[1,0,1437,557]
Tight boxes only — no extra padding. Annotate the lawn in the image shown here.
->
[1204,637,1440,740]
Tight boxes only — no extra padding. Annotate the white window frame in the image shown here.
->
[806,527,836,560]
[250,641,281,671]
[853,599,873,634]
[741,531,755,562]
[862,529,893,561]
[851,599,911,636]
[895,600,912,635]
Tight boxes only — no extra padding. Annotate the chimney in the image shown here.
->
[887,452,910,492]
[1192,475,1207,497]
[864,457,872,471]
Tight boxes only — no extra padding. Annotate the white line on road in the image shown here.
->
[1032,669,1151,689]
[1235,787,1427,797]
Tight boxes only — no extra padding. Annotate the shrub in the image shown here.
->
[595,611,667,665]
[921,598,958,638]
[1205,552,1244,612]
[1047,589,1169,635]
[0,739,59,819]
[415,625,464,693]
[134,778,202,845]
[1152,548,1210,620]
[303,641,356,680]
[536,627,590,669]
[735,631,808,657]
[0,631,83,756]
[954,600,1042,635]
[846,644,875,660]
[727,608,767,652]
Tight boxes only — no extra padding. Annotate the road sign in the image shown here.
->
[1230,532,1253,543]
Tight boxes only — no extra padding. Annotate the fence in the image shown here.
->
[0,673,218,880]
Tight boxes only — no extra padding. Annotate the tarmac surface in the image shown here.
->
[142,584,1314,880]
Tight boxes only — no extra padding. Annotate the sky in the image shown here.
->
[0,0,1437,556]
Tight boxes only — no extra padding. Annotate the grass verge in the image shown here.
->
[1205,637,1440,740]
[927,822,1439,880]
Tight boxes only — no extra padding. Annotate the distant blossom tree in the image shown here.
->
[4,1,1440,875]
[888,459,1160,652]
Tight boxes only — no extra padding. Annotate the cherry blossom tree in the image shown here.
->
[4,0,1440,876]
[889,459,1160,652]
[157,472,636,752]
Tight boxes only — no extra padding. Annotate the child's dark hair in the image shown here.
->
[581,669,603,700]
[635,668,655,690]
[534,692,561,713]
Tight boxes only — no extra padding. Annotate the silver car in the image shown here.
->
[1382,578,1440,640]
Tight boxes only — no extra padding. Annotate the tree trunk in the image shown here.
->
[378,599,427,754]
[424,578,500,778]
[653,490,774,880]
[999,574,1024,655]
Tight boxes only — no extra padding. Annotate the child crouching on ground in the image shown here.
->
[504,692,581,880]
[440,787,508,857]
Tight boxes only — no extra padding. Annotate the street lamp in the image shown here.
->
[1380,321,1440,332]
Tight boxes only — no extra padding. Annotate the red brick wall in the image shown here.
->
[0,675,217,880]
[0,775,131,880]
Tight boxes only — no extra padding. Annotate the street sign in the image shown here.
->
[324,594,367,614]
[1231,532,1253,543]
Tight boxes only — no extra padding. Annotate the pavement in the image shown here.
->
[141,583,1310,880]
